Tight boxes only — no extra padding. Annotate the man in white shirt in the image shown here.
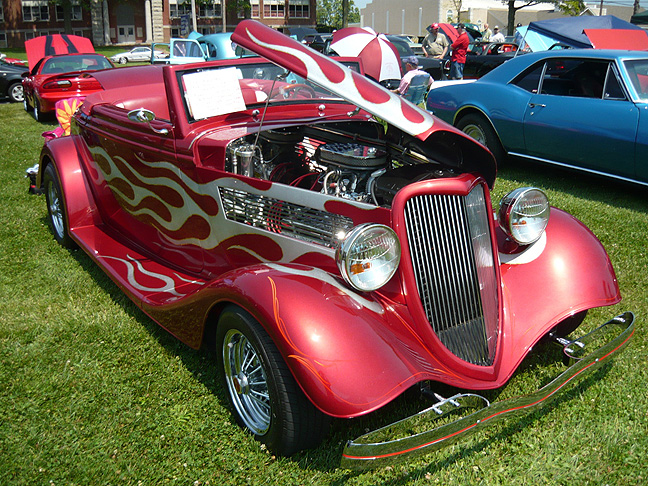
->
[491,26,505,43]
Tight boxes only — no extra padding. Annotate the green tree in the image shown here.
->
[502,1,586,35]
[317,0,360,30]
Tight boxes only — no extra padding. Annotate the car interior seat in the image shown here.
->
[403,73,431,105]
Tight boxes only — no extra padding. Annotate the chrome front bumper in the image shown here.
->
[341,312,634,470]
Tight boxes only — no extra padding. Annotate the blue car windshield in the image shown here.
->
[623,59,648,101]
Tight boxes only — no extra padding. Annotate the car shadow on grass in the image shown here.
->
[498,156,648,213]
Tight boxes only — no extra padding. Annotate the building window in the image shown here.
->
[289,0,309,19]
[56,4,82,22]
[73,29,84,37]
[23,1,50,22]
[170,0,192,19]
[0,5,4,22]
[25,30,48,40]
[264,0,285,18]
[250,0,260,18]
[199,0,222,18]
[0,33,6,48]
[171,27,181,37]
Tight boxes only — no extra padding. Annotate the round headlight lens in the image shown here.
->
[498,187,550,245]
[336,224,401,292]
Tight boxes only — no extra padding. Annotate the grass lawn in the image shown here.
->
[0,94,646,485]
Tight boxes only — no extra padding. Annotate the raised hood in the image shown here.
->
[25,34,94,69]
[231,20,437,140]
[231,20,496,186]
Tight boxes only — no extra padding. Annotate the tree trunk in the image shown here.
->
[507,0,516,36]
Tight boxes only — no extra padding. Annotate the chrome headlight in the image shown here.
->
[498,187,550,245]
[336,224,400,292]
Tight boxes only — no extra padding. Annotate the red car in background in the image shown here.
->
[22,52,113,121]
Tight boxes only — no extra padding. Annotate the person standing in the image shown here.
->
[491,26,505,43]
[450,23,470,80]
[482,23,492,41]
[422,23,449,59]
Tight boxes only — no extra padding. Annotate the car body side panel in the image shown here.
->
[636,103,648,182]
[523,94,638,177]
[428,82,532,154]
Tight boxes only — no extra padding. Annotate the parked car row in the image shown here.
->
[25,20,633,470]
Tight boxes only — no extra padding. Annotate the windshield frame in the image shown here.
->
[176,58,362,123]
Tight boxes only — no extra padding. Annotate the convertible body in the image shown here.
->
[34,21,632,468]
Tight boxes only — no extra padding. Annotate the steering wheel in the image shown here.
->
[270,83,316,100]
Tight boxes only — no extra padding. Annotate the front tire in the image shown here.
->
[43,163,77,249]
[118,57,127,64]
[8,82,24,103]
[216,306,329,456]
[456,113,505,165]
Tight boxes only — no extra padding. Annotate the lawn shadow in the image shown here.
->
[498,156,648,214]
[324,365,612,483]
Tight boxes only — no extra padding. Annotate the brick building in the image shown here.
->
[0,0,317,49]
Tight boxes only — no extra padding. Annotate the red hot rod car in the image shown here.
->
[33,20,633,468]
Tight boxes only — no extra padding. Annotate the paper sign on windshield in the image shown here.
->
[183,67,246,119]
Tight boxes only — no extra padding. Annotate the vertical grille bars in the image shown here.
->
[404,185,499,366]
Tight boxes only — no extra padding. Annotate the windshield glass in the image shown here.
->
[179,61,360,122]
[623,59,648,101]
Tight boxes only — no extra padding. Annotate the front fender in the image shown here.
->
[497,207,621,381]
[209,263,449,418]
[39,135,100,231]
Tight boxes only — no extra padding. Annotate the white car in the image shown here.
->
[110,46,166,64]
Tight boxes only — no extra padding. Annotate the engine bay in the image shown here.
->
[224,123,460,207]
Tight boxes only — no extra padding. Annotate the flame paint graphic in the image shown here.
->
[242,25,435,136]
[90,145,226,249]
[99,253,204,298]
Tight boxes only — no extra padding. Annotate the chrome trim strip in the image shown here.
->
[341,312,634,470]
[508,152,648,188]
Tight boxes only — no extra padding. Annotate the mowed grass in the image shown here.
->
[0,96,646,486]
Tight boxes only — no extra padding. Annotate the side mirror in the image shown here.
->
[127,108,169,135]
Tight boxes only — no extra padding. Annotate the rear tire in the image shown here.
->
[456,113,505,165]
[43,163,77,249]
[24,96,31,112]
[33,99,43,122]
[216,306,330,456]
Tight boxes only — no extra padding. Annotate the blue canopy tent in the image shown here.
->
[527,15,645,49]
[515,25,556,51]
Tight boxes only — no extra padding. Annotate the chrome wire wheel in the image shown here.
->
[222,329,271,435]
[46,173,65,240]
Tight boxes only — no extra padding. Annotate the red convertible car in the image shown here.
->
[32,20,633,468]
[22,52,113,121]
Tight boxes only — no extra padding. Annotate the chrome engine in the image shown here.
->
[226,127,456,206]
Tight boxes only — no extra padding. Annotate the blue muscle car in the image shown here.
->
[426,49,648,186]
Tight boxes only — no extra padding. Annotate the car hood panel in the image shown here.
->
[231,20,436,139]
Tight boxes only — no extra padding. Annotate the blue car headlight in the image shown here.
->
[498,187,550,245]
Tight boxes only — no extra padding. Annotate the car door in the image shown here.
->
[80,102,205,274]
[522,58,638,179]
